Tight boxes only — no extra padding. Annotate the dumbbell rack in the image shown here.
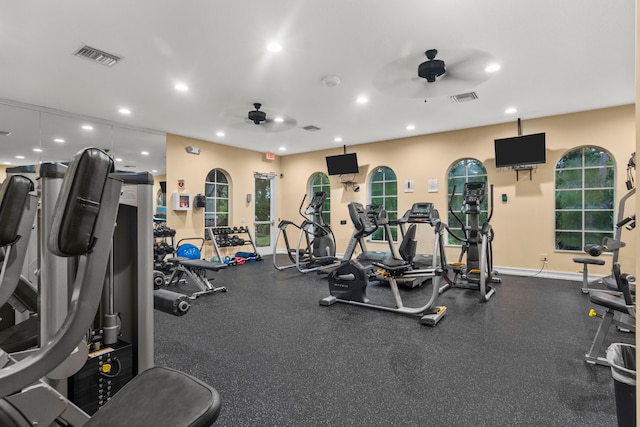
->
[206,226,261,263]
[153,225,177,274]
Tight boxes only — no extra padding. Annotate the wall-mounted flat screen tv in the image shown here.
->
[326,153,359,175]
[494,132,546,168]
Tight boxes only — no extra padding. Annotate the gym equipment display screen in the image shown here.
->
[326,153,359,175]
[494,132,546,168]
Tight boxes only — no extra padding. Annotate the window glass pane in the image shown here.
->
[555,169,582,189]
[584,189,614,209]
[555,190,582,209]
[557,150,583,169]
[584,167,614,188]
[371,169,384,182]
[371,228,384,241]
[206,199,215,211]
[585,232,613,247]
[384,181,397,195]
[371,182,383,196]
[467,161,486,176]
[204,184,214,198]
[216,199,229,213]
[555,232,582,250]
[448,178,466,194]
[584,148,613,167]
[389,227,398,241]
[215,170,228,183]
[216,184,228,198]
[585,211,614,231]
[384,168,397,181]
[449,161,467,177]
[217,214,228,227]
[371,197,383,207]
[206,170,216,182]
[556,211,582,230]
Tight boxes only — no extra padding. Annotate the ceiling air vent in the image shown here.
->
[0,131,12,136]
[74,45,122,67]
[302,125,321,132]
[450,92,478,103]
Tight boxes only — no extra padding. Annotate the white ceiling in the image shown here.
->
[0,0,635,175]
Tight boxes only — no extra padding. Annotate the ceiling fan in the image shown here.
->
[222,103,298,133]
[372,47,496,99]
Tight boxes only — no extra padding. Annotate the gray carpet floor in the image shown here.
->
[154,256,633,426]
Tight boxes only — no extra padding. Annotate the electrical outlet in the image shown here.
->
[539,253,548,262]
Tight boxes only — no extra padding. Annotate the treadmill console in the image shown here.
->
[408,202,439,224]
[463,182,487,205]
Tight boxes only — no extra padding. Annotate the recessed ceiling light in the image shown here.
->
[266,42,282,52]
[3,161,11,165]
[505,107,518,114]
[115,158,123,162]
[406,124,415,131]
[141,151,149,156]
[118,107,131,115]
[15,155,24,159]
[216,131,225,137]
[274,117,284,123]
[53,138,65,143]
[334,137,343,143]
[151,169,158,173]
[485,64,501,73]
[279,146,286,151]
[33,148,43,153]
[82,125,94,131]
[174,83,189,92]
[356,96,368,104]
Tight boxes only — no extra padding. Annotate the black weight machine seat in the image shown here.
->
[0,148,221,426]
[585,263,635,366]
[573,257,606,294]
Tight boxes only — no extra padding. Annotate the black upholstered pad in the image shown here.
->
[86,366,221,427]
[573,257,605,266]
[0,175,33,246]
[179,259,227,271]
[589,291,630,314]
[48,148,114,257]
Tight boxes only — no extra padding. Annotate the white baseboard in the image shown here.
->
[273,251,601,282]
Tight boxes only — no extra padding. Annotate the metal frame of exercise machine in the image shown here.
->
[320,216,447,326]
[441,181,500,302]
[273,191,339,273]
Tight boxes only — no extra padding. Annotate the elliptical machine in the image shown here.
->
[442,181,500,302]
[273,191,338,273]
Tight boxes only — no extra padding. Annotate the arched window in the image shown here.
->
[369,166,398,242]
[446,159,488,245]
[204,169,230,228]
[309,172,331,225]
[555,147,615,251]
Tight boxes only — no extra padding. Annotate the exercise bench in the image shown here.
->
[166,258,228,299]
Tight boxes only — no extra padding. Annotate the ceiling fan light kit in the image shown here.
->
[248,103,267,125]
[418,49,446,82]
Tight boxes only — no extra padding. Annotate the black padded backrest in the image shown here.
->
[399,223,417,264]
[0,175,33,246]
[48,148,114,257]
[613,263,634,306]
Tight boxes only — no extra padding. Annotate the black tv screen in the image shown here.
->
[326,153,359,175]
[494,132,546,168]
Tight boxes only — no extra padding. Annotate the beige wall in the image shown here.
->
[279,105,635,276]
[163,105,634,276]
[165,133,281,256]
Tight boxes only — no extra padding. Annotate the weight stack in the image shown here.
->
[154,288,191,316]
